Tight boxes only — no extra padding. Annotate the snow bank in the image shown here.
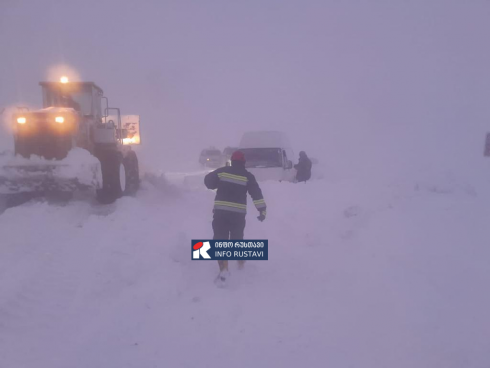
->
[55,148,102,187]
[0,148,101,193]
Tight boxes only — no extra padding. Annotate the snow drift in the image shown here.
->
[0,148,102,194]
[0,166,489,368]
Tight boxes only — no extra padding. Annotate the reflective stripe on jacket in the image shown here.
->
[204,163,266,214]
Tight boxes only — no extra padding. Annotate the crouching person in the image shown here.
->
[294,151,312,183]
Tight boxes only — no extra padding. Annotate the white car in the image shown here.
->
[238,131,295,182]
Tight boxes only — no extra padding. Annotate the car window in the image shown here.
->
[240,148,282,168]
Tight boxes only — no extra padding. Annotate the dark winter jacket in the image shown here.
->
[294,151,312,182]
[204,161,266,214]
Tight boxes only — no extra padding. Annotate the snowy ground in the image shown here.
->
[0,167,489,368]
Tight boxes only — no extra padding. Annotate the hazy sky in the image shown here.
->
[1,0,489,173]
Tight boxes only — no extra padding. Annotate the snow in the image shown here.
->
[36,107,78,114]
[0,166,489,368]
[0,148,101,193]
[56,148,102,187]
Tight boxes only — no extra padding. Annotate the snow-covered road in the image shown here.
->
[0,171,489,368]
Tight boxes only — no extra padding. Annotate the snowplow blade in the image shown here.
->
[0,149,102,195]
[0,165,95,194]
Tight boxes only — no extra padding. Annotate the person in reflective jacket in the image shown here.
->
[204,150,266,282]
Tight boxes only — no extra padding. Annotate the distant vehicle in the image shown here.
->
[238,131,295,182]
[222,146,239,166]
[199,148,222,168]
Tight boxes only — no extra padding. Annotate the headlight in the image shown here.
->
[17,117,26,124]
[55,116,65,124]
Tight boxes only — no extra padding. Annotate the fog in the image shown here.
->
[1,0,489,175]
[2,3,490,366]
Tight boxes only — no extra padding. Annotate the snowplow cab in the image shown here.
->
[40,81,103,117]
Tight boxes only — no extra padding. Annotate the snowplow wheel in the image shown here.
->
[96,150,125,204]
[123,151,139,196]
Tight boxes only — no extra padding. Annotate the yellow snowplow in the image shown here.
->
[0,77,142,205]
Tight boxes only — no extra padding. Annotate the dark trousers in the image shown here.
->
[296,172,311,183]
[212,210,246,272]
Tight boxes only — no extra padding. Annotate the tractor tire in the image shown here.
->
[123,151,139,196]
[96,150,125,204]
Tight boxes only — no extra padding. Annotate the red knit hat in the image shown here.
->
[231,150,245,162]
